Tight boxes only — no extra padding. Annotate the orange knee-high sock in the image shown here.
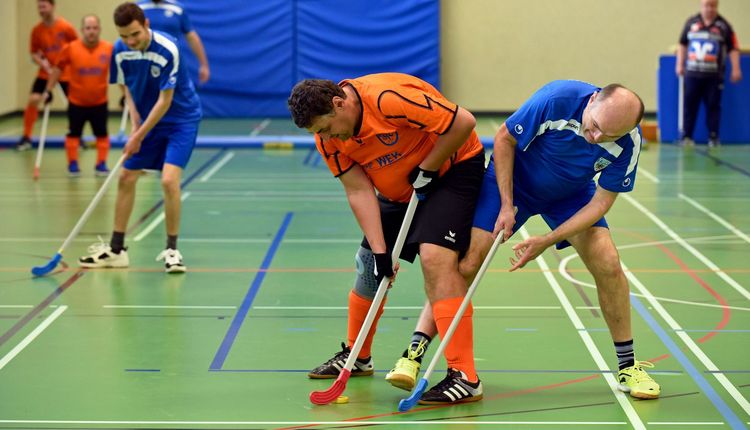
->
[23,104,39,138]
[95,136,110,164]
[347,290,387,360]
[433,296,477,382]
[64,136,80,163]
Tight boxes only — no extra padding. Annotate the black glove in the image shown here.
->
[42,90,53,105]
[373,252,393,284]
[409,167,439,200]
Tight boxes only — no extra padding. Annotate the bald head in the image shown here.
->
[581,84,644,144]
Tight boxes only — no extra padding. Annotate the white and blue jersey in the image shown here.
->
[473,80,643,249]
[137,0,193,39]
[111,30,201,124]
[506,80,642,206]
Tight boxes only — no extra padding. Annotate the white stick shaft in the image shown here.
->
[678,75,684,136]
[118,107,129,136]
[421,233,506,380]
[342,192,419,372]
[57,154,127,254]
[33,104,51,170]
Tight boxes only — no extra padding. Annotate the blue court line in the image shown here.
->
[630,295,745,429]
[302,147,316,165]
[209,212,294,371]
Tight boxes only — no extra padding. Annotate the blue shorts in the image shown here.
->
[472,158,608,250]
[124,121,199,171]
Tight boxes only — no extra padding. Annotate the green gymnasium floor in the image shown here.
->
[0,116,749,429]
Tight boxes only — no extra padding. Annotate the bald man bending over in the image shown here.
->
[386,80,661,401]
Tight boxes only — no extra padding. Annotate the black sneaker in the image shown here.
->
[308,342,374,379]
[16,136,32,151]
[418,368,483,405]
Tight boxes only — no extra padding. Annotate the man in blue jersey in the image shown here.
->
[137,0,210,84]
[387,81,661,401]
[78,2,202,273]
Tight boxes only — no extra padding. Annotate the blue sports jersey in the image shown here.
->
[505,80,642,206]
[137,0,193,39]
[111,30,201,124]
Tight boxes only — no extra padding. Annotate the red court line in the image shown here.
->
[276,231,735,429]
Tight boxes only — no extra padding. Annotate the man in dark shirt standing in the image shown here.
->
[676,0,742,147]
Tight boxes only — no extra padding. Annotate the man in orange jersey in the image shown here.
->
[18,0,77,151]
[288,73,486,405]
[45,14,113,177]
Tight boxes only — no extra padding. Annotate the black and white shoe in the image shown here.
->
[418,368,483,405]
[156,248,186,273]
[78,238,129,268]
[308,342,374,379]
[16,136,32,151]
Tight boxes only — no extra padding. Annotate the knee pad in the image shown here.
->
[353,247,379,299]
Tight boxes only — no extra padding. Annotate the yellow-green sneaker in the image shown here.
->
[385,341,426,391]
[617,360,660,399]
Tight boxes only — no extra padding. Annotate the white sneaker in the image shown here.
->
[78,238,129,268]
[156,248,186,273]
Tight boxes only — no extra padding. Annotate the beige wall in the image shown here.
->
[6,0,750,115]
[0,1,19,115]
[442,0,750,112]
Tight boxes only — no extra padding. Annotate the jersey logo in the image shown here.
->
[99,54,109,64]
[594,157,611,172]
[151,65,161,78]
[376,132,399,146]
[514,124,524,134]
[375,151,402,167]
[690,41,715,61]
[622,177,632,188]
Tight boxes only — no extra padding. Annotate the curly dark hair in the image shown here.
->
[287,79,346,128]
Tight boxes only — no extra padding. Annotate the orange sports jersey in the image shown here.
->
[316,73,483,203]
[30,17,78,80]
[54,40,113,107]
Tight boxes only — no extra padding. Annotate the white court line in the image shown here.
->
[249,118,271,136]
[103,305,237,309]
[636,167,660,184]
[251,305,561,310]
[199,151,235,183]
[679,193,750,245]
[519,227,646,430]
[0,420,628,426]
[0,306,67,371]
[558,253,750,312]
[623,261,750,416]
[133,191,191,242]
[623,193,750,301]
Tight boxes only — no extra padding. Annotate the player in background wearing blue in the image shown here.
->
[78,2,202,273]
[137,0,210,84]
[386,81,661,401]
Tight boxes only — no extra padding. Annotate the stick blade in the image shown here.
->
[33,167,40,180]
[398,378,428,412]
[31,253,62,277]
[309,370,349,405]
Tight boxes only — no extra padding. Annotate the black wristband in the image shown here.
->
[372,252,393,283]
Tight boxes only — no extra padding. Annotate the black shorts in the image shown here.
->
[31,78,69,95]
[67,103,109,137]
[361,152,486,263]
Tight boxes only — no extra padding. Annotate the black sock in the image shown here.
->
[167,235,178,250]
[402,331,432,363]
[110,231,125,253]
[615,339,635,370]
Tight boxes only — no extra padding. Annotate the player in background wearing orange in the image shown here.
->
[288,73,486,405]
[45,14,113,177]
[18,0,77,151]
